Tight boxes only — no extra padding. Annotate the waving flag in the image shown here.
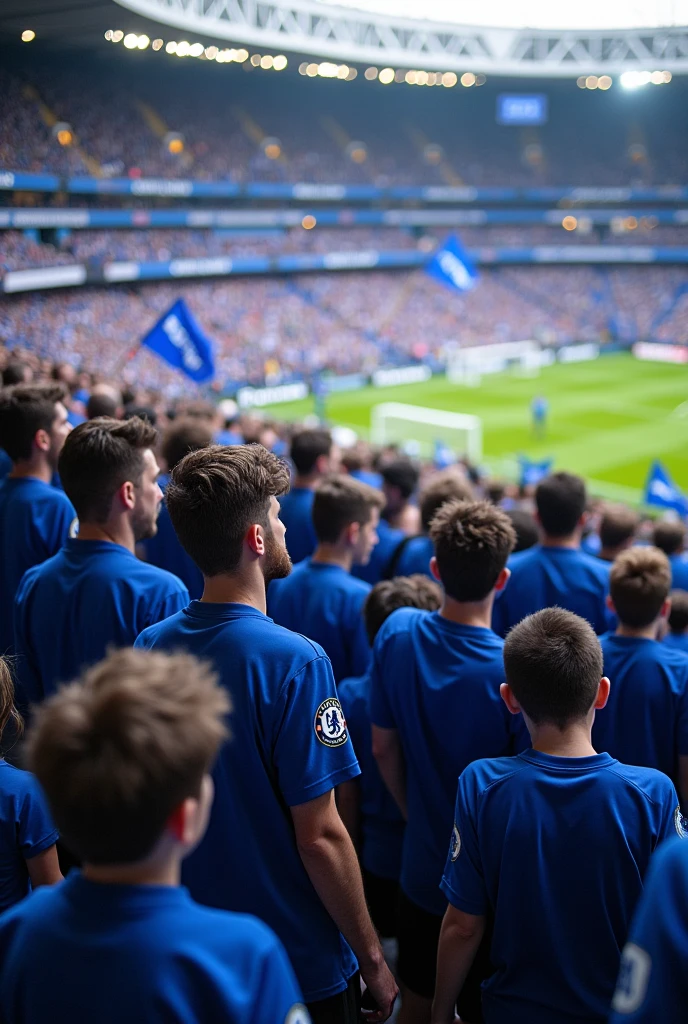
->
[426,234,479,293]
[519,455,553,488]
[643,460,688,516]
[141,299,215,383]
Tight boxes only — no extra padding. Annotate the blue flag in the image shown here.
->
[434,439,456,469]
[519,455,553,487]
[141,299,215,383]
[643,460,688,516]
[426,234,479,293]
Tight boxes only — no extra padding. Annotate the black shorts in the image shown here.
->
[307,971,360,1024]
[362,868,399,939]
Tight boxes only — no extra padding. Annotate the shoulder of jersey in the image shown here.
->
[269,619,330,660]
[607,759,678,798]
[463,754,530,792]
[378,605,424,638]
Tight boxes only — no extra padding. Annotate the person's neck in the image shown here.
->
[529,719,596,758]
[440,593,493,629]
[540,531,580,550]
[615,621,659,641]
[201,570,267,614]
[76,521,135,554]
[293,473,318,490]
[8,458,52,484]
[83,856,180,887]
[311,544,352,573]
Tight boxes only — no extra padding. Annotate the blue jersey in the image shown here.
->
[279,487,317,565]
[269,560,371,682]
[0,477,76,654]
[135,602,359,1002]
[664,630,688,654]
[492,545,611,637]
[0,872,307,1024]
[394,535,434,579]
[350,469,384,489]
[14,539,188,708]
[338,672,405,881]
[669,554,688,591]
[352,518,405,586]
[592,634,688,787]
[611,837,688,1023]
[139,475,204,600]
[0,761,58,913]
[442,750,680,1024]
[369,608,526,915]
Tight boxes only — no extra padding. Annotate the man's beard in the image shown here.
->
[132,502,160,542]
[262,531,292,585]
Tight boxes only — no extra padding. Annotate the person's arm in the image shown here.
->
[431,906,486,1024]
[291,789,398,1021]
[371,725,407,819]
[336,778,362,852]
[26,845,62,889]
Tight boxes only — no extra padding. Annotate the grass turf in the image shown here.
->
[265,353,688,504]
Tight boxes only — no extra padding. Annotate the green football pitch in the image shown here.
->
[266,353,688,505]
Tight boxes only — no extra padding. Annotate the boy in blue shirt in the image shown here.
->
[394,469,475,579]
[664,588,688,653]
[592,546,688,801]
[280,428,339,564]
[269,475,383,682]
[0,646,309,1024]
[0,384,75,654]
[492,471,611,636]
[595,503,639,563]
[652,520,688,590]
[433,607,682,1024]
[139,418,212,600]
[371,499,520,1024]
[14,417,188,711]
[135,444,397,1024]
[337,574,442,939]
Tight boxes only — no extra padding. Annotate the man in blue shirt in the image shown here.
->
[394,469,475,579]
[13,417,188,710]
[280,428,339,565]
[0,384,75,654]
[0,645,309,1024]
[433,608,682,1024]
[664,589,688,653]
[371,499,521,1024]
[351,457,413,586]
[269,475,383,682]
[492,471,611,637]
[652,520,688,590]
[592,546,688,801]
[135,444,397,1024]
[337,574,441,940]
[139,418,213,600]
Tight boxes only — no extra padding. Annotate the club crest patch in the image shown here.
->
[675,806,688,839]
[69,517,79,539]
[451,823,461,861]
[284,1004,310,1024]
[314,698,348,747]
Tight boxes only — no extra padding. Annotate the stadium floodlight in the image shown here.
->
[371,403,482,463]
[123,33,139,48]
[620,70,651,88]
[21,29,36,42]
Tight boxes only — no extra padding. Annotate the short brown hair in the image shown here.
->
[312,474,384,544]
[363,574,442,645]
[58,416,157,523]
[652,521,686,557]
[290,428,332,475]
[610,547,671,628]
[535,472,587,538]
[429,499,516,602]
[0,383,66,462]
[167,444,290,577]
[669,590,688,634]
[0,657,23,754]
[420,470,475,532]
[599,504,640,550]
[504,608,603,729]
[161,418,213,472]
[28,648,229,865]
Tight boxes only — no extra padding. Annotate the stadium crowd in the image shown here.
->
[0,353,687,1023]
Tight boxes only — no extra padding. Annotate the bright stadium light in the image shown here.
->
[176,40,190,56]
[123,33,139,48]
[461,72,476,86]
[620,70,651,88]
[273,54,288,70]
[598,75,612,89]
[137,35,150,49]
[152,38,164,50]
[364,67,378,79]
[112,31,124,42]
[442,72,458,87]
[378,67,395,83]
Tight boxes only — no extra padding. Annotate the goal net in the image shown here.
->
[370,402,482,464]
[447,340,545,386]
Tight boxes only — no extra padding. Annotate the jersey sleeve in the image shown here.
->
[440,769,489,917]
[273,654,360,807]
[18,774,59,858]
[156,581,189,623]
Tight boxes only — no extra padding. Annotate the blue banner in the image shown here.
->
[519,455,554,487]
[426,234,479,292]
[141,299,215,383]
[643,460,688,516]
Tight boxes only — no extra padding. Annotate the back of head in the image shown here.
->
[599,504,640,551]
[652,520,685,557]
[161,418,213,472]
[87,385,123,421]
[124,405,157,427]
[506,508,539,553]
[381,458,420,502]
[363,574,442,646]
[290,428,332,476]
[2,362,30,387]
[312,474,384,544]
[420,469,475,533]
[504,608,603,730]
[166,444,290,576]
[28,648,228,864]
[610,546,671,628]
[429,499,516,602]
[0,657,23,754]
[535,472,586,539]
[0,383,66,462]
[669,590,688,634]
[58,416,157,523]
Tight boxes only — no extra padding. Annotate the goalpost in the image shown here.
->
[370,403,483,463]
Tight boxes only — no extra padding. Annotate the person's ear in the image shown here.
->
[429,556,442,583]
[579,511,589,530]
[34,428,51,454]
[118,479,136,512]
[494,567,510,593]
[346,521,361,549]
[660,597,671,620]
[246,523,266,557]
[500,682,521,716]
[594,676,610,711]
[606,594,616,614]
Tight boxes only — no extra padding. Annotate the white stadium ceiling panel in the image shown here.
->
[113,0,688,73]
